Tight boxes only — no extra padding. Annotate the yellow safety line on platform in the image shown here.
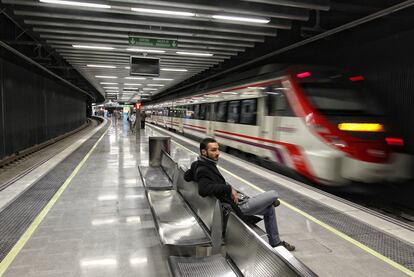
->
[168,136,414,277]
[0,127,109,277]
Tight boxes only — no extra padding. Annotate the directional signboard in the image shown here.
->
[128,37,178,48]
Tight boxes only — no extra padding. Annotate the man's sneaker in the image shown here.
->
[273,199,280,207]
[276,241,295,251]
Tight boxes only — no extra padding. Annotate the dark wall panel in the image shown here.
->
[0,58,4,159]
[0,49,88,160]
[334,30,414,154]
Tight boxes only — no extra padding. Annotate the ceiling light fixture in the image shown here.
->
[95,75,118,78]
[176,51,213,57]
[130,7,195,17]
[212,15,270,24]
[125,77,146,80]
[39,0,110,9]
[125,66,131,69]
[103,87,119,89]
[124,83,142,86]
[87,64,116,68]
[147,84,164,87]
[161,68,188,72]
[73,44,115,50]
[143,88,158,91]
[100,82,118,85]
[126,48,165,53]
[152,78,174,81]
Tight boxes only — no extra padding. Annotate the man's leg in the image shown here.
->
[238,190,280,246]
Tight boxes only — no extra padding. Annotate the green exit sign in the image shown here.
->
[128,37,178,48]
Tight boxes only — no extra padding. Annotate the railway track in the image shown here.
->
[0,118,100,191]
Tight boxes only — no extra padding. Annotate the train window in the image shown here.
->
[301,83,383,116]
[267,87,293,116]
[240,99,257,125]
[194,105,200,119]
[227,101,240,123]
[199,104,207,120]
[186,105,195,119]
[216,102,228,122]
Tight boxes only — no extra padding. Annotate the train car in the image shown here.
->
[145,65,410,185]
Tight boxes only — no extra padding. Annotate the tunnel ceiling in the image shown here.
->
[0,0,408,103]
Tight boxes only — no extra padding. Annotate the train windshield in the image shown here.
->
[301,83,383,116]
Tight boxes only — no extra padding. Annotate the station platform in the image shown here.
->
[0,120,413,277]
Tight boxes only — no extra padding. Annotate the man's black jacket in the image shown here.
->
[184,157,261,226]
[184,157,232,205]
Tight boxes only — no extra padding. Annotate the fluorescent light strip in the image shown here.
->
[212,15,270,24]
[125,66,131,69]
[100,82,118,85]
[95,75,118,78]
[125,77,146,80]
[40,0,110,8]
[131,7,195,17]
[103,87,119,89]
[147,84,164,87]
[176,51,213,57]
[124,83,142,86]
[73,44,115,50]
[126,48,165,53]
[143,88,158,91]
[161,68,188,72]
[87,64,116,68]
[123,88,139,90]
[152,78,174,81]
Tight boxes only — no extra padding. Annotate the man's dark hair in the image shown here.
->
[200,137,217,153]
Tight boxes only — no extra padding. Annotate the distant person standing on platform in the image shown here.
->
[129,112,136,133]
[184,137,295,251]
[140,111,146,129]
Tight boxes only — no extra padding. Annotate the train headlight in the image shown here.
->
[338,123,384,132]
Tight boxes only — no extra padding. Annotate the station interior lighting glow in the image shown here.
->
[161,68,188,72]
[212,15,270,24]
[87,64,116,68]
[39,0,111,8]
[131,7,195,17]
[176,51,213,57]
[73,45,114,50]
[125,77,146,80]
[126,48,166,53]
[95,75,118,78]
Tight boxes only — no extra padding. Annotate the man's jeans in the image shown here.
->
[238,190,280,246]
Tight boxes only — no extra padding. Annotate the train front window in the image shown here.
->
[301,83,382,116]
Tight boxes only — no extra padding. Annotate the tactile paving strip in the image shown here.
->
[155,127,414,272]
[0,122,109,262]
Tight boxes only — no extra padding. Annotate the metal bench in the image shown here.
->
[145,166,222,253]
[169,212,318,277]
[138,150,176,190]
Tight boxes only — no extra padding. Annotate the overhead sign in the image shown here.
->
[128,37,178,48]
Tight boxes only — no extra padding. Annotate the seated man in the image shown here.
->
[184,137,295,251]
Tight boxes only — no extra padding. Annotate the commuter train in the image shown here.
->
[144,65,410,185]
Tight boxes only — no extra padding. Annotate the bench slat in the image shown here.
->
[147,190,211,246]
[168,255,237,277]
[139,166,173,190]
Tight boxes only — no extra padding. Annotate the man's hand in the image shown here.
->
[231,188,239,204]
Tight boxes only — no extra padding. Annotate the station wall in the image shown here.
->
[0,47,88,160]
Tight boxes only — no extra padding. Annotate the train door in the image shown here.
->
[263,83,289,142]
